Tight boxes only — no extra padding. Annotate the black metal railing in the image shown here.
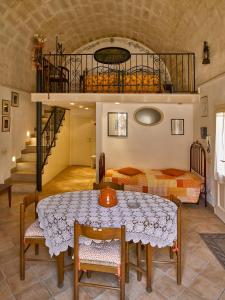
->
[38,53,196,94]
[41,106,66,170]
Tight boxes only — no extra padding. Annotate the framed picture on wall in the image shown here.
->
[2,99,10,116]
[11,91,19,107]
[108,112,128,137]
[171,119,184,135]
[200,96,208,117]
[2,116,10,132]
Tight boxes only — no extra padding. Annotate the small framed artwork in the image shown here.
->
[2,116,10,132]
[11,91,19,107]
[108,112,128,137]
[171,119,184,135]
[2,99,10,116]
[200,96,208,117]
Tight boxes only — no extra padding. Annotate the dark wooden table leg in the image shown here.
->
[8,186,12,208]
[68,246,72,257]
[125,242,129,283]
[146,244,152,293]
[169,246,174,259]
[136,242,142,281]
[56,252,64,288]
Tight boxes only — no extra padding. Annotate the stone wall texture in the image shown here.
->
[0,0,224,91]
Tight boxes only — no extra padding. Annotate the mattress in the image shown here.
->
[104,168,203,203]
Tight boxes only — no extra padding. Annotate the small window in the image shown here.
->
[134,107,163,126]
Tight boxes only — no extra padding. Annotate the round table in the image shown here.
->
[37,190,177,257]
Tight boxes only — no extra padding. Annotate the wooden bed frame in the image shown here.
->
[190,141,207,206]
[98,140,207,206]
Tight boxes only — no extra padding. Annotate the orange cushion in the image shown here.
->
[162,168,186,177]
[117,167,143,176]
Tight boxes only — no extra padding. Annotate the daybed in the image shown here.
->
[98,141,207,205]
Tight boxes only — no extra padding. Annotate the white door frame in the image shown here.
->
[214,105,225,223]
[214,182,225,222]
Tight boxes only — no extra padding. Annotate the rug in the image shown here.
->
[200,233,225,269]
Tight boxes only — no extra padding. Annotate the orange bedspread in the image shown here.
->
[83,74,161,93]
[105,168,203,203]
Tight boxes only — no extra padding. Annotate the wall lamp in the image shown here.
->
[202,41,210,64]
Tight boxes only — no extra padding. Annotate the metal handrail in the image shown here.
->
[41,106,66,170]
[38,52,196,94]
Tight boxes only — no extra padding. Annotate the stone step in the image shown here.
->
[16,161,36,172]
[10,181,36,193]
[30,133,36,138]
[22,145,36,154]
[21,152,36,162]
[30,137,36,146]
[44,110,52,114]
[11,171,36,182]
[42,116,49,122]
[34,125,54,131]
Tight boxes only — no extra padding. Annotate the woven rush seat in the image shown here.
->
[25,219,44,238]
[79,240,120,267]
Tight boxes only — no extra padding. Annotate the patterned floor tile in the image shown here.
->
[0,166,224,300]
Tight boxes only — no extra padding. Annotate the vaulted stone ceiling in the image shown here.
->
[0,0,224,91]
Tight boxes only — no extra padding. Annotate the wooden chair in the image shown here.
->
[20,192,55,280]
[126,195,182,291]
[93,182,124,190]
[74,222,126,300]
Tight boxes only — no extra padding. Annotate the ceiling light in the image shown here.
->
[79,105,84,108]
[115,102,120,104]
[84,107,89,110]
[70,102,75,106]
[12,156,16,162]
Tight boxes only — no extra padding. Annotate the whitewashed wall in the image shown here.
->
[0,85,35,183]
[96,102,193,171]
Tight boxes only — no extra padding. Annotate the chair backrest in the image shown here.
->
[93,182,124,191]
[20,192,39,239]
[75,222,125,241]
[74,222,126,266]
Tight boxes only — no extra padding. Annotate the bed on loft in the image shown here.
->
[98,141,207,205]
[80,66,164,93]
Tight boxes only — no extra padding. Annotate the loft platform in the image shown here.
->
[36,52,196,95]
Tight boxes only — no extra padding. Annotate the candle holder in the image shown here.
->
[98,187,118,207]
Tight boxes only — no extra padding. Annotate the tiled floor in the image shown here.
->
[0,166,225,300]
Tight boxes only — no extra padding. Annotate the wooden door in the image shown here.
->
[70,117,96,166]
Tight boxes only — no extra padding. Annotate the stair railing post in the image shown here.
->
[36,102,42,192]
[36,51,43,192]
[54,107,57,146]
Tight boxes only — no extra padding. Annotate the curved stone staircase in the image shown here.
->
[5,110,52,193]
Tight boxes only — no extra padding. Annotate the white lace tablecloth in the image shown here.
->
[37,190,177,256]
